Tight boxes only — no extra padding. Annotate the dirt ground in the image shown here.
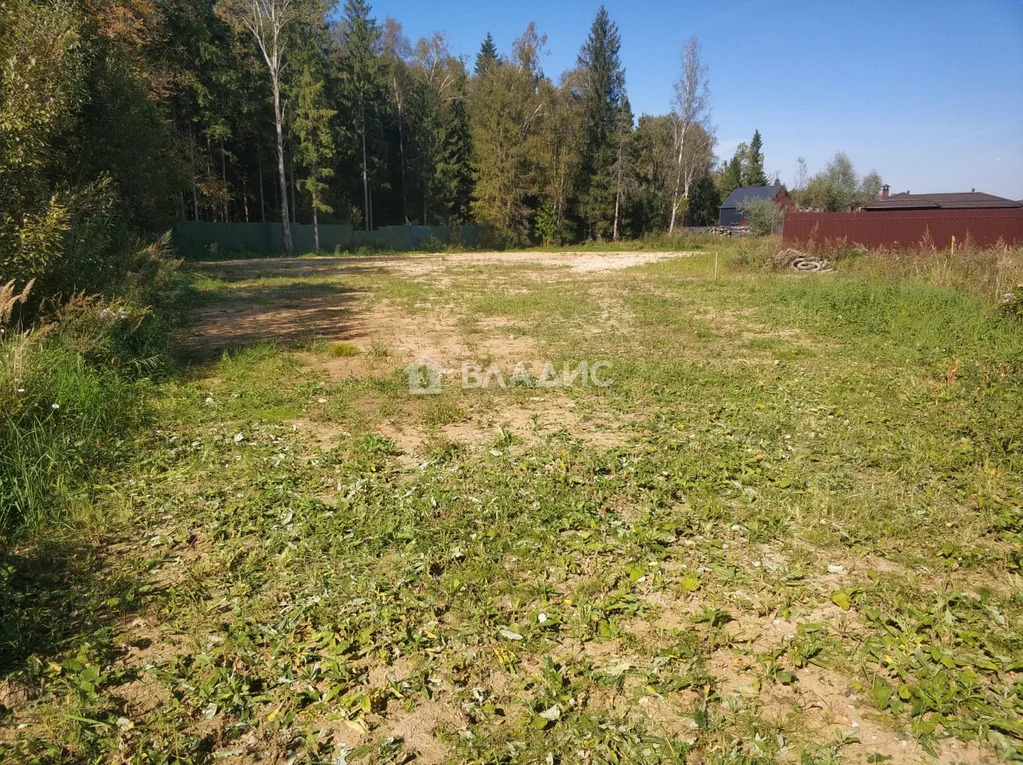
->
[181,251,691,458]
[181,251,682,354]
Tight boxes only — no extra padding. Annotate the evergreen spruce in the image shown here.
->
[576,5,626,239]
[746,129,767,186]
[475,32,498,74]
[338,0,384,231]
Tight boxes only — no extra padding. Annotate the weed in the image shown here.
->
[3,244,1022,763]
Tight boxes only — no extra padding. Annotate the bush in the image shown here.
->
[737,198,784,235]
[417,236,444,253]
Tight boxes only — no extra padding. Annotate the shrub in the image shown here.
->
[418,236,444,253]
[737,198,784,235]
[534,200,564,247]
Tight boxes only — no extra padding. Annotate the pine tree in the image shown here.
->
[475,32,498,75]
[746,129,767,186]
[577,5,626,239]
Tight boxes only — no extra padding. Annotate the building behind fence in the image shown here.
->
[172,222,486,255]
[783,208,1023,250]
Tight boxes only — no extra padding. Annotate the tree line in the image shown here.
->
[1,0,732,262]
[2,0,884,272]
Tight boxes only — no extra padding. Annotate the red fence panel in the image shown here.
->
[782,209,1023,250]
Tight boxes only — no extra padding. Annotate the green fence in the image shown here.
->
[172,222,485,255]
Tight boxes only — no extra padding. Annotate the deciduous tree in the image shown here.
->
[610,99,636,241]
[218,0,318,253]
[667,36,711,233]
[468,25,547,245]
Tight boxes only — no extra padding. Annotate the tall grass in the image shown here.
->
[0,241,177,540]
[734,236,1023,308]
[838,246,1023,302]
[0,334,145,533]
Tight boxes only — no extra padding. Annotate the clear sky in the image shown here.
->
[364,0,1023,199]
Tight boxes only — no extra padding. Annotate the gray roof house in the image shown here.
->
[861,189,1022,211]
[719,185,790,226]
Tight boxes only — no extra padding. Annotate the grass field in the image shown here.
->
[2,247,1022,764]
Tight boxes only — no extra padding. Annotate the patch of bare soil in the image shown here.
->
[179,250,693,359]
[301,296,627,456]
[389,250,698,277]
[178,279,366,360]
[181,251,647,456]
[377,700,465,764]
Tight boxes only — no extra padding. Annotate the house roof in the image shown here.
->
[862,192,1022,211]
[721,185,787,209]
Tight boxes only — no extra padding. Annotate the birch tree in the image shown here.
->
[667,36,710,234]
[218,0,313,254]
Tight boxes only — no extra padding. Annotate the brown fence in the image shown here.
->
[782,208,1023,250]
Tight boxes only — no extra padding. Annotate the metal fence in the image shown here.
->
[171,222,486,255]
[782,209,1023,250]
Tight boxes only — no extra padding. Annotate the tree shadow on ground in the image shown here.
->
[0,532,147,682]
[187,254,416,283]
[174,260,378,363]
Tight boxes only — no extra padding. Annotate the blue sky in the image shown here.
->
[365,0,1023,199]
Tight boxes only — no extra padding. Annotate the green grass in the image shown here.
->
[2,245,1022,763]
[0,329,150,536]
[528,232,729,253]
[306,339,361,358]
